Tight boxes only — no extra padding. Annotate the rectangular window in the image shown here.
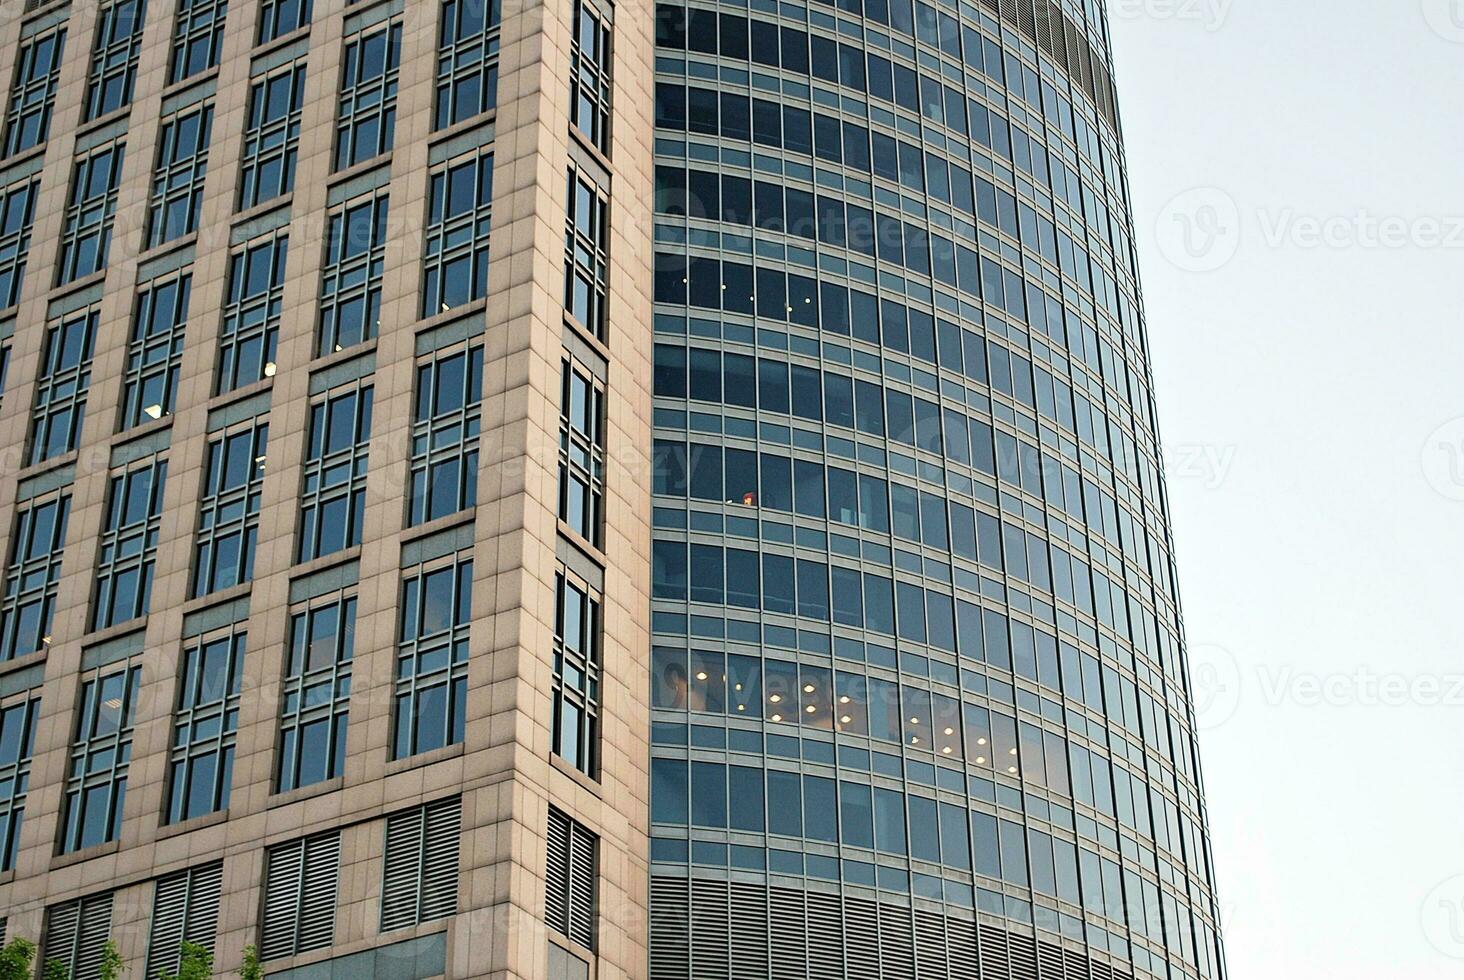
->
[558,358,603,546]
[0,492,68,662]
[3,27,66,157]
[42,892,113,979]
[57,141,127,284]
[434,0,501,130]
[335,21,401,171]
[61,662,141,853]
[146,862,223,980]
[91,455,167,631]
[545,806,596,949]
[393,553,472,759]
[149,102,214,247]
[29,309,98,464]
[422,149,493,317]
[217,233,286,393]
[191,418,268,597]
[569,0,610,154]
[170,0,227,83]
[257,0,312,44]
[121,272,190,428]
[166,628,244,824]
[380,796,461,931]
[239,63,305,210]
[276,592,354,792]
[408,343,482,525]
[298,383,372,562]
[0,175,39,308]
[552,570,600,777]
[84,0,147,121]
[0,688,39,872]
[318,193,388,355]
[564,167,608,338]
[260,831,339,960]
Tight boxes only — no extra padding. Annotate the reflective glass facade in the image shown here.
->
[647,2,1226,979]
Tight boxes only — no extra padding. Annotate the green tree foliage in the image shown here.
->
[239,945,262,980]
[0,938,38,980]
[158,941,213,980]
[98,941,123,980]
[41,957,70,980]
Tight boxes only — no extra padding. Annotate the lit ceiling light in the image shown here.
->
[1009,748,1018,755]
[695,671,708,681]
[770,713,783,723]
[803,684,815,693]
[769,694,782,703]
[1007,765,1018,774]
[977,737,987,746]
[263,362,277,377]
[805,704,816,714]
[910,736,920,744]
[736,704,746,712]
[976,756,986,764]
[839,695,851,704]
[910,717,920,724]
[943,727,954,736]
[840,715,852,724]
[942,746,952,754]
[734,683,743,691]
[143,404,162,419]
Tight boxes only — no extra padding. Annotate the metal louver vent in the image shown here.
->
[769,887,806,980]
[999,0,1019,28]
[382,795,461,932]
[43,891,114,980]
[649,876,690,980]
[845,895,881,978]
[879,902,916,979]
[1038,940,1067,979]
[980,925,1012,980]
[691,879,730,979]
[146,861,223,980]
[1016,0,1037,41]
[1065,947,1094,980]
[729,881,768,977]
[914,908,947,980]
[1009,932,1041,980]
[261,831,339,960]
[805,891,843,979]
[948,918,980,979]
[1089,957,1115,980]
[546,805,597,949]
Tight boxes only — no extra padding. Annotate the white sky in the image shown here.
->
[1109,1,1464,977]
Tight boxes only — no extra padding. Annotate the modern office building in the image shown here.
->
[0,0,1225,978]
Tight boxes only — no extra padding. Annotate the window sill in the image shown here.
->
[291,546,362,581]
[0,143,45,174]
[156,808,231,839]
[14,448,78,483]
[400,510,476,548]
[427,111,497,149]
[133,231,198,267]
[308,338,377,373]
[0,869,13,886]
[233,194,293,229]
[80,620,147,651]
[73,105,132,141]
[205,376,274,413]
[250,23,313,61]
[0,648,47,679]
[329,150,394,187]
[384,741,464,778]
[182,581,253,616]
[268,776,343,809]
[557,521,606,569]
[113,413,175,446]
[159,66,220,102]
[563,311,611,362]
[415,297,488,333]
[550,753,603,799]
[51,839,121,869]
[46,269,108,304]
[569,124,612,174]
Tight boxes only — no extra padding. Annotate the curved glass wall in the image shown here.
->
[646,1,1226,979]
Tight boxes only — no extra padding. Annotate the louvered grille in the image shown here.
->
[382,795,462,932]
[1016,0,1037,41]
[769,887,806,980]
[805,891,844,979]
[948,918,980,979]
[980,925,1012,980]
[546,806,597,948]
[691,879,730,979]
[44,892,113,980]
[729,881,769,977]
[261,831,339,960]
[914,908,947,980]
[1089,958,1114,980]
[147,862,222,979]
[650,876,690,980]
[879,903,916,980]
[845,895,881,978]
[1065,948,1094,980]
[568,825,596,948]
[1038,940,1067,980]
[1009,932,1041,980]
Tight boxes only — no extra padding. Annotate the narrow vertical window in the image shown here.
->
[564,167,608,338]
[61,663,142,852]
[84,0,148,121]
[551,570,600,777]
[422,150,493,317]
[149,103,214,247]
[569,0,611,154]
[434,0,502,130]
[0,689,40,871]
[277,593,354,792]
[318,194,388,355]
[0,176,39,308]
[166,629,245,823]
[57,142,127,284]
[0,492,69,662]
[336,22,401,170]
[170,0,228,83]
[92,456,167,630]
[257,0,313,44]
[393,554,473,759]
[29,309,98,464]
[557,358,604,546]
[297,384,372,562]
[120,272,190,428]
[408,343,483,525]
[191,419,268,597]
[2,27,67,157]
[239,63,305,210]
[217,233,286,393]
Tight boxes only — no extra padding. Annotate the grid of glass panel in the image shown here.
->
[0,176,39,309]
[551,569,599,777]
[434,0,501,131]
[148,103,214,248]
[91,456,167,631]
[646,0,1226,977]
[564,166,608,338]
[239,63,305,210]
[297,384,372,563]
[0,492,68,663]
[569,0,611,154]
[28,309,98,465]
[169,0,227,84]
[393,554,472,760]
[421,149,493,317]
[217,233,286,393]
[318,194,388,355]
[408,343,482,526]
[120,272,190,429]
[83,0,147,122]
[56,141,126,285]
[2,27,66,158]
[257,0,312,44]
[558,357,603,546]
[0,689,39,872]
[165,628,245,824]
[277,593,354,793]
[191,418,268,597]
[60,662,141,853]
[335,21,401,171]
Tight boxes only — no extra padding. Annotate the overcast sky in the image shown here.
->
[1109,1,1464,976]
